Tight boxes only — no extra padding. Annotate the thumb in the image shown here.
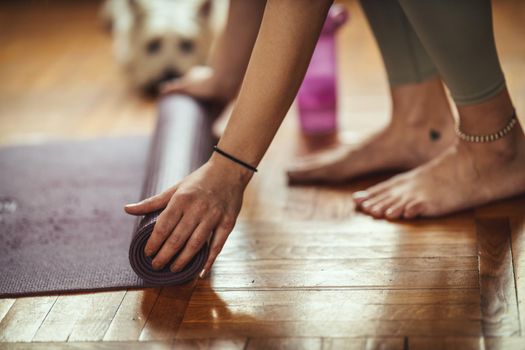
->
[124,186,177,215]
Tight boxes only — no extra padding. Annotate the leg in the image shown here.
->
[356,0,525,219]
[360,0,437,87]
[287,0,455,183]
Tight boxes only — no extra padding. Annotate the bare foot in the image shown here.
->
[354,116,525,219]
[287,78,455,183]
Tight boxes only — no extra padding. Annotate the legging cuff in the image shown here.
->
[388,69,439,87]
[452,78,507,106]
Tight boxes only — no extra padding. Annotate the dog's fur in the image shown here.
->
[101,0,225,93]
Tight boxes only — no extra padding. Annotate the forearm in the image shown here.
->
[215,0,332,168]
[210,0,266,96]
[127,1,332,276]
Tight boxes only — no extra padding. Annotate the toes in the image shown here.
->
[353,175,404,205]
[360,193,389,211]
[359,196,382,212]
[403,200,426,219]
[352,191,371,205]
[360,193,399,218]
[353,165,433,220]
[384,200,406,220]
[367,196,399,218]
[353,188,390,206]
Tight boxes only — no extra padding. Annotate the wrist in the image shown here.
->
[208,151,254,188]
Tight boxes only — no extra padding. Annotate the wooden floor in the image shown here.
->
[1,1,525,349]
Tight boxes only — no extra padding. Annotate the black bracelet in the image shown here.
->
[213,145,258,173]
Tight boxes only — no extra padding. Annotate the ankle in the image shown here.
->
[454,88,523,162]
[460,124,525,163]
[456,88,515,135]
[390,78,454,128]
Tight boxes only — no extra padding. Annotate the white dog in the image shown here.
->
[101,0,226,94]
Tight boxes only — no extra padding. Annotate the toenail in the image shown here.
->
[353,191,369,199]
[362,201,372,209]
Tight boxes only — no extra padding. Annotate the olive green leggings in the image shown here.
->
[360,0,506,105]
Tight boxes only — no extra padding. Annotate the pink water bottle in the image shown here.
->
[297,5,348,135]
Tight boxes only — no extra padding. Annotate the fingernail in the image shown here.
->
[170,264,180,273]
[151,260,162,270]
[125,202,140,208]
[144,247,152,257]
[199,269,207,279]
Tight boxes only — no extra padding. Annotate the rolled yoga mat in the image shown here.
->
[129,96,213,286]
[0,95,214,297]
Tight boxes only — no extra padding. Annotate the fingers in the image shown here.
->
[199,217,235,278]
[150,214,198,270]
[160,65,214,95]
[130,167,240,277]
[169,218,217,273]
[160,78,187,95]
[124,186,177,215]
[144,204,183,258]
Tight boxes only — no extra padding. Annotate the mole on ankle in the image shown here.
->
[430,129,441,141]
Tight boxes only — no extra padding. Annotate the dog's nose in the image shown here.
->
[162,69,181,82]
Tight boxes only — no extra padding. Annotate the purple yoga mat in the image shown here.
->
[0,95,213,297]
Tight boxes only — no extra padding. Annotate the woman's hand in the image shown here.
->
[124,154,253,278]
[160,66,237,103]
